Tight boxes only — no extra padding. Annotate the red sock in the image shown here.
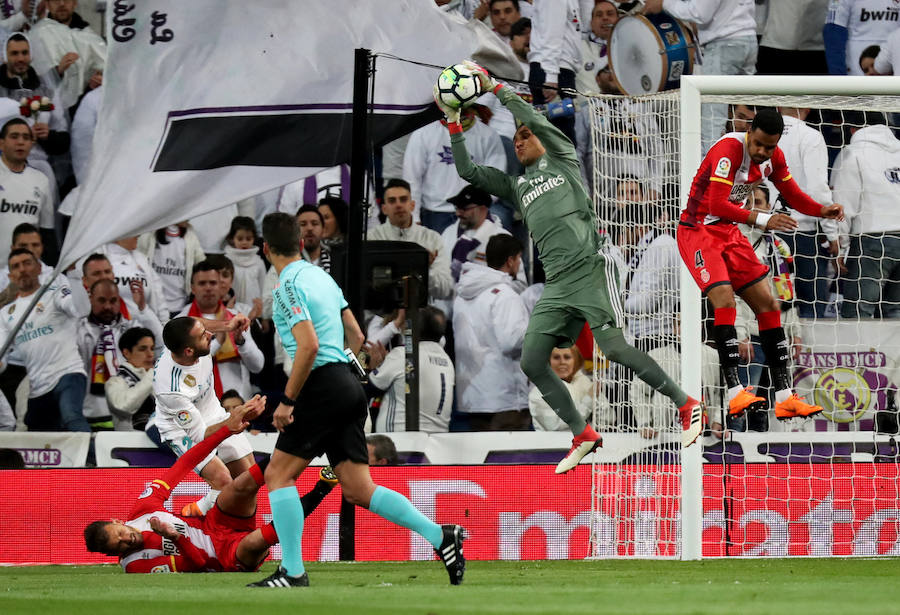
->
[679,396,700,411]
[714,307,737,326]
[260,522,278,546]
[248,463,264,487]
[757,310,781,331]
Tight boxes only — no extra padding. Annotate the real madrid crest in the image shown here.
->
[184,374,196,387]
[35,302,44,313]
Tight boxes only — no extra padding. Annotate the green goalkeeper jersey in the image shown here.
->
[450,85,601,281]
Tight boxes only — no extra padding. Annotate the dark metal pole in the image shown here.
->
[346,48,371,321]
[403,275,421,432]
[339,48,372,562]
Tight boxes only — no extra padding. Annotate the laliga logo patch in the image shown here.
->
[714,157,731,178]
[138,485,154,499]
[176,410,192,426]
[149,565,170,573]
[183,374,196,387]
[700,269,710,283]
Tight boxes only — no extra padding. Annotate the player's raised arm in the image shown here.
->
[434,73,515,203]
[465,61,574,160]
[770,148,845,221]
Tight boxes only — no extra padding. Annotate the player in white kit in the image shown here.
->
[152,316,255,516]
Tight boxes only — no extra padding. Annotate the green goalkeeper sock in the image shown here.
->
[521,332,588,436]
[593,326,688,408]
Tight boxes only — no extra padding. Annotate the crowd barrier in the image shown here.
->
[2,430,899,468]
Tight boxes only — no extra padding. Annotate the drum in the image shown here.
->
[608,11,695,96]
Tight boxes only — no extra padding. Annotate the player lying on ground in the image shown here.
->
[438,61,703,474]
[83,397,339,573]
[677,108,844,421]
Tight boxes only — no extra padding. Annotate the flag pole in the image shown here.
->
[346,48,372,321]
[339,47,373,564]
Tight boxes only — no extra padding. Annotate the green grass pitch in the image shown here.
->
[2,559,899,615]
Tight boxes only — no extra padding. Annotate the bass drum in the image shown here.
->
[608,11,696,96]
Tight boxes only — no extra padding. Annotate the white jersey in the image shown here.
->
[826,0,900,74]
[778,115,837,237]
[874,27,900,74]
[0,277,86,397]
[77,243,168,323]
[0,162,54,263]
[662,0,757,45]
[402,120,506,216]
[152,350,252,470]
[174,305,265,400]
[150,233,189,314]
[369,342,454,433]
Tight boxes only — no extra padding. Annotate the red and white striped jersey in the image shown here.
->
[680,132,822,227]
[118,479,220,573]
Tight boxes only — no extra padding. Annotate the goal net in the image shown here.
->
[583,76,900,559]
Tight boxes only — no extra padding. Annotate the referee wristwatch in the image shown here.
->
[280,394,297,407]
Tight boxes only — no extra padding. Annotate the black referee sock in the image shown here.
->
[712,324,742,390]
[759,326,792,393]
[299,478,337,518]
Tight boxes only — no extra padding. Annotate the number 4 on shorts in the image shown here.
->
[694,250,704,269]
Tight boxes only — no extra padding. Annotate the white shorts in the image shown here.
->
[155,404,253,474]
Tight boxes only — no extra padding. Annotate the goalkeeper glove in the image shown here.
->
[461,59,498,94]
[433,84,461,124]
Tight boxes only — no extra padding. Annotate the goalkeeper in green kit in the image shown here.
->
[435,62,703,473]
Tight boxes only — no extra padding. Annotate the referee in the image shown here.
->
[248,213,466,588]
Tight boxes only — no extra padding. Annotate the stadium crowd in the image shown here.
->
[0,0,898,451]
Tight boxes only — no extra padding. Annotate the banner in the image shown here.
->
[3,464,900,565]
[796,320,900,430]
[60,0,516,267]
[0,432,89,467]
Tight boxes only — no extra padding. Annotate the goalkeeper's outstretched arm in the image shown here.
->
[491,83,576,161]
[448,127,515,202]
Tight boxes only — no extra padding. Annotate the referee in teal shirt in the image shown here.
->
[248,213,466,588]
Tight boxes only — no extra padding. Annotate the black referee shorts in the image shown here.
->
[275,362,369,466]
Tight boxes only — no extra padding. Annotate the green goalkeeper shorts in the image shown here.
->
[526,250,625,347]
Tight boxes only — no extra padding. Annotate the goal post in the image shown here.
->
[586,75,900,560]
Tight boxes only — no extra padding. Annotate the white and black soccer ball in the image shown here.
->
[436,63,483,110]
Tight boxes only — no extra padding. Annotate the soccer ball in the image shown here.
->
[436,64,483,110]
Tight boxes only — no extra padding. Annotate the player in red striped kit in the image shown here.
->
[83,396,332,573]
[678,108,844,421]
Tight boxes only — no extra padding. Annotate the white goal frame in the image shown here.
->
[678,75,900,560]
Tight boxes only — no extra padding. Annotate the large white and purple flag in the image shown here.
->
[60,0,518,267]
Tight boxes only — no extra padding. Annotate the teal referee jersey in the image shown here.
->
[271,259,349,369]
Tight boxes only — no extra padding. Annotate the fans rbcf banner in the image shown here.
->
[3,465,900,564]
[797,320,900,429]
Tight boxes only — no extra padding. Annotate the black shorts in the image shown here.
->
[275,362,369,466]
